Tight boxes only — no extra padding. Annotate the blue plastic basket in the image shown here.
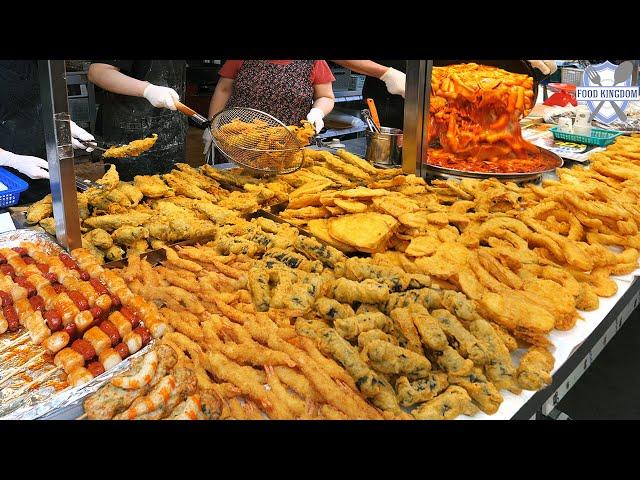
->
[0,167,29,207]
[550,126,623,147]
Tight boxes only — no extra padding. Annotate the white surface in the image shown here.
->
[0,212,16,234]
[459,275,636,420]
[0,181,7,192]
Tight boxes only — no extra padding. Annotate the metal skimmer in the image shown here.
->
[210,107,305,175]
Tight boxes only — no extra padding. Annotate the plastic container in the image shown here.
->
[560,67,584,86]
[0,167,29,207]
[550,126,623,147]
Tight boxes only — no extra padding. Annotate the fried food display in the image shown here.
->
[83,344,222,420]
[102,134,158,159]
[425,63,555,174]
[112,238,383,419]
[18,132,640,420]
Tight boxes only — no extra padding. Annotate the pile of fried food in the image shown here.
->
[27,134,640,419]
[84,344,221,419]
[102,134,159,159]
[99,214,547,419]
[26,147,397,263]
[214,119,315,172]
[110,225,388,419]
[26,164,279,263]
[426,63,558,174]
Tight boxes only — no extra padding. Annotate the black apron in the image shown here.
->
[361,60,407,130]
[98,60,187,181]
[0,60,51,204]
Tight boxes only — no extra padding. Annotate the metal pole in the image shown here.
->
[402,60,431,177]
[38,60,82,251]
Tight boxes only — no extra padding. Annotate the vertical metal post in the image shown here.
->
[38,60,82,251]
[402,60,432,177]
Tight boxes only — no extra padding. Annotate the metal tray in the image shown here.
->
[0,229,155,419]
[423,148,564,183]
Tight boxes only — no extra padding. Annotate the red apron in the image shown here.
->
[227,60,315,126]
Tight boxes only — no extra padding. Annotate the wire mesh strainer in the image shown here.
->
[211,107,305,175]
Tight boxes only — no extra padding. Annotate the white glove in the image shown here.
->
[528,60,558,75]
[202,128,213,155]
[0,150,49,179]
[142,83,179,110]
[380,67,406,98]
[306,108,325,134]
[70,120,95,152]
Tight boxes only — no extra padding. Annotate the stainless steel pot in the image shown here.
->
[365,127,403,166]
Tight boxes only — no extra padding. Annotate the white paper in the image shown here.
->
[0,212,16,233]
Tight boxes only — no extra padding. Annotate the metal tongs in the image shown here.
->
[75,178,103,192]
[77,139,108,153]
[361,109,381,133]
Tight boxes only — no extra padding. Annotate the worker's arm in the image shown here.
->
[208,77,234,119]
[88,63,179,110]
[306,82,335,134]
[202,77,235,154]
[331,60,405,98]
[331,60,389,78]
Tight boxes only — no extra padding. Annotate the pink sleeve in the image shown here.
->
[219,60,244,79]
[311,61,335,84]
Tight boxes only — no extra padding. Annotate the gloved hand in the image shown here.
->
[306,108,325,134]
[0,149,49,179]
[380,67,406,98]
[528,60,558,75]
[70,120,95,152]
[142,84,179,110]
[202,128,213,155]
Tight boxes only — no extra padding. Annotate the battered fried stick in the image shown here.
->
[469,319,520,394]
[273,366,324,404]
[329,278,390,305]
[411,386,479,420]
[361,339,432,380]
[155,266,201,293]
[333,312,395,341]
[202,350,292,418]
[162,247,202,273]
[251,318,384,418]
[431,309,488,365]
[517,346,554,391]
[294,318,397,417]
[264,365,310,419]
[287,336,356,390]
[204,319,297,368]
[314,297,355,321]
[389,307,423,354]
[395,373,449,408]
[448,367,503,415]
